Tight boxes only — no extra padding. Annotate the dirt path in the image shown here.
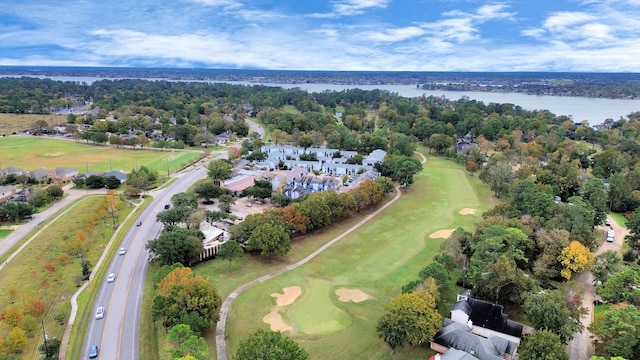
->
[567,215,628,360]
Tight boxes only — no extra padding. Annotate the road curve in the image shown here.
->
[215,186,402,359]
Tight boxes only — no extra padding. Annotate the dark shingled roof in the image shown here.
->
[432,320,517,360]
[452,290,524,338]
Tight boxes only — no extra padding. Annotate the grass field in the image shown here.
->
[0,113,67,136]
[177,153,498,360]
[0,229,12,239]
[0,136,200,173]
[0,195,133,359]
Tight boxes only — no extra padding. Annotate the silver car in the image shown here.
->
[107,273,116,283]
[95,306,105,320]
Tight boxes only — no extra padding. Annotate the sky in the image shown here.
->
[1,0,639,72]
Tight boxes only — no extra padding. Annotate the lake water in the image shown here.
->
[3,75,640,123]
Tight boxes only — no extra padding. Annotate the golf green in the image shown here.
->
[286,280,352,335]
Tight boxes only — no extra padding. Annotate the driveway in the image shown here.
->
[567,215,628,360]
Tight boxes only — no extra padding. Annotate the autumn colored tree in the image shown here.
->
[3,326,27,354]
[24,298,47,319]
[227,147,242,161]
[157,267,193,295]
[0,307,24,328]
[559,241,595,280]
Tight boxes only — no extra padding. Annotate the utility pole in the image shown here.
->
[41,319,48,349]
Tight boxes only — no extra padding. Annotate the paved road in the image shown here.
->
[82,167,209,359]
[245,118,265,138]
[567,215,628,360]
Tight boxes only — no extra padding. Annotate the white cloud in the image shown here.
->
[358,26,426,42]
[308,0,390,18]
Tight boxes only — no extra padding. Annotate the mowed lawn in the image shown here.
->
[0,136,200,173]
[215,156,498,360]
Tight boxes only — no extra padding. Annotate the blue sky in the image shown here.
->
[1,0,639,71]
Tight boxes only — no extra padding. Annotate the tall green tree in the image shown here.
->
[165,324,210,360]
[523,290,584,344]
[234,329,308,360]
[590,305,640,359]
[583,178,609,226]
[376,291,442,351]
[217,240,243,272]
[146,228,204,266]
[597,267,640,304]
[207,160,233,182]
[592,250,622,285]
[518,330,569,360]
[247,223,290,258]
[624,207,640,251]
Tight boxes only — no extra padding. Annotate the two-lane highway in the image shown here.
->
[83,166,208,359]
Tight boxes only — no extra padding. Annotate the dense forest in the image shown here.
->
[2,76,640,358]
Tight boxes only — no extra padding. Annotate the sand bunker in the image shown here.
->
[271,286,302,306]
[263,311,290,332]
[336,288,370,303]
[459,208,477,215]
[429,229,455,239]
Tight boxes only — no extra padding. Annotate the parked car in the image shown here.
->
[95,307,104,320]
[164,204,170,209]
[88,345,99,358]
[107,273,116,283]
[118,247,127,255]
[605,219,611,226]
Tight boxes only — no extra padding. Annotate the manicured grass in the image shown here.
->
[0,229,12,239]
[0,113,66,136]
[0,195,133,359]
[0,136,200,173]
[610,212,627,227]
[184,155,495,360]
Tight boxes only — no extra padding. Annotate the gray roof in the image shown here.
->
[30,168,49,180]
[432,320,516,360]
[1,166,27,176]
[439,348,480,360]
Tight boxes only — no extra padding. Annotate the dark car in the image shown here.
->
[88,345,99,358]
[136,221,142,226]
[164,204,171,209]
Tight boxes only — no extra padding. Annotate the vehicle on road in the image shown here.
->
[605,219,611,226]
[107,273,116,283]
[164,204,171,209]
[88,345,99,358]
[95,307,104,320]
[136,221,142,226]
[118,247,127,255]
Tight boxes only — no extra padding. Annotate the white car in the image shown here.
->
[95,306,105,320]
[107,273,116,283]
[118,247,127,255]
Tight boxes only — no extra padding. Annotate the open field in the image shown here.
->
[0,113,67,136]
[0,195,133,359]
[0,136,200,173]
[0,229,12,239]
[175,153,498,360]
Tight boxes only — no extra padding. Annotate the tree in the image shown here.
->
[427,133,454,154]
[247,223,290,258]
[156,207,193,231]
[165,324,210,360]
[517,330,569,360]
[592,250,622,285]
[195,182,222,204]
[270,194,291,207]
[523,290,584,344]
[3,327,27,354]
[217,240,243,271]
[472,256,531,304]
[227,147,242,161]
[234,329,309,360]
[171,192,199,210]
[218,194,235,213]
[597,267,640,304]
[479,157,512,197]
[152,268,222,335]
[583,178,609,226]
[417,262,451,290]
[146,228,204,266]
[590,305,640,359]
[376,291,442,351]
[296,133,314,151]
[207,160,233,183]
[624,207,640,252]
[46,185,64,200]
[559,241,594,280]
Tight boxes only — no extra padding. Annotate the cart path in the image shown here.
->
[215,152,427,359]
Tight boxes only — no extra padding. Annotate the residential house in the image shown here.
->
[0,185,18,204]
[430,290,526,360]
[282,174,342,199]
[103,170,127,183]
[50,167,79,183]
[0,166,28,178]
[449,290,525,344]
[362,149,387,167]
[30,168,50,182]
[431,320,517,360]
